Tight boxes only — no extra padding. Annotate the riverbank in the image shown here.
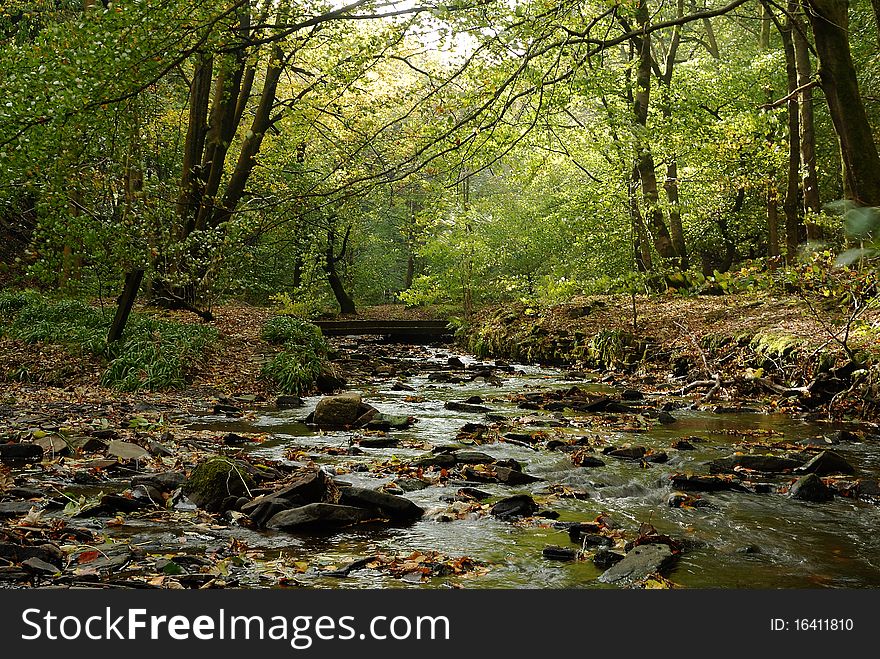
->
[460,294,880,421]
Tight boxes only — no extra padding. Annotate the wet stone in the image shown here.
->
[452,450,495,465]
[223,433,253,445]
[0,501,39,518]
[490,495,538,520]
[592,548,625,569]
[598,543,676,585]
[313,394,372,429]
[365,413,414,431]
[444,401,492,413]
[795,450,855,476]
[708,454,804,474]
[7,487,46,499]
[0,443,43,463]
[543,545,577,561]
[669,474,748,492]
[107,440,149,461]
[789,473,833,502]
[276,395,305,408]
[395,478,431,493]
[457,487,491,500]
[21,557,60,574]
[267,503,375,531]
[67,436,108,453]
[147,440,174,456]
[357,437,400,448]
[605,446,646,460]
[0,543,63,566]
[337,486,424,522]
[34,434,70,456]
[494,466,542,485]
[132,471,186,493]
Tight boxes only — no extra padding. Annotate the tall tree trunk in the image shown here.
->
[759,2,771,50]
[632,0,677,262]
[805,0,880,206]
[630,165,653,272]
[780,13,803,259]
[660,0,688,269]
[792,6,820,239]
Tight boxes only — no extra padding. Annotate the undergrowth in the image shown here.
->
[0,290,216,390]
[260,316,329,394]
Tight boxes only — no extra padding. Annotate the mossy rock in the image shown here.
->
[750,332,803,360]
[183,458,255,512]
[699,334,731,351]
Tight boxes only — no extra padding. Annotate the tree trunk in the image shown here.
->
[632,0,677,262]
[630,164,653,271]
[780,14,803,259]
[325,224,356,315]
[768,187,780,258]
[792,6,820,239]
[805,0,880,206]
[759,2,771,50]
[660,0,688,269]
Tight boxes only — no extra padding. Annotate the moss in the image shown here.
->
[699,334,731,351]
[183,458,254,511]
[750,332,803,360]
[586,329,645,370]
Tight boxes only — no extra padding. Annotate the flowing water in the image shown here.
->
[163,343,880,589]
[54,342,880,589]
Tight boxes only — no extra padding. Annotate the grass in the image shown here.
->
[260,316,329,394]
[0,289,216,391]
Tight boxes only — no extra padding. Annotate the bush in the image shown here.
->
[260,316,329,394]
[0,291,216,390]
[102,317,216,391]
[262,315,327,348]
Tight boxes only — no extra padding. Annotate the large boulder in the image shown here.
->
[266,503,374,531]
[312,394,375,429]
[241,470,337,527]
[337,486,423,523]
[183,458,255,512]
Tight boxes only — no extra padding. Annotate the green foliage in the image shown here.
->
[102,317,216,391]
[4,296,108,354]
[261,315,327,348]
[260,316,329,394]
[268,292,328,320]
[586,329,646,370]
[0,291,215,390]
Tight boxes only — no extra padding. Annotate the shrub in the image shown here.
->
[0,290,216,391]
[260,316,329,394]
[102,317,216,391]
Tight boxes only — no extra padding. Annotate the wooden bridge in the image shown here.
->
[313,319,453,342]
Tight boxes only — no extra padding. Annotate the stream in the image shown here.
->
[175,341,880,588]
[7,339,880,589]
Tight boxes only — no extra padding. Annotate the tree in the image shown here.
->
[805,0,880,207]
